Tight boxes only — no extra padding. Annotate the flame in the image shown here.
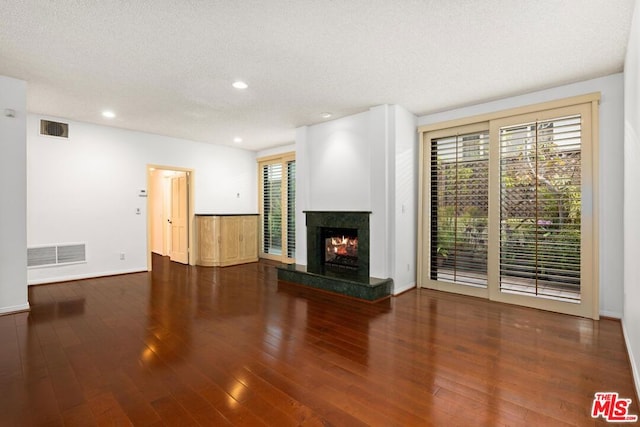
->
[327,235,358,256]
[331,236,349,246]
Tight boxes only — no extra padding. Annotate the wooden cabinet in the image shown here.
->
[220,216,240,265]
[196,215,258,267]
[196,215,220,266]
[239,216,258,260]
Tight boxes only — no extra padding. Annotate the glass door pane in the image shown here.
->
[430,131,489,287]
[499,115,582,302]
[263,163,282,255]
[286,160,296,259]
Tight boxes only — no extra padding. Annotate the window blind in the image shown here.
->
[499,115,582,301]
[262,163,283,255]
[430,131,489,286]
[286,160,296,259]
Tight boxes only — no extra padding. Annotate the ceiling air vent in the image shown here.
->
[40,119,69,138]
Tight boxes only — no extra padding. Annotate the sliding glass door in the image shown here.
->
[420,96,598,318]
[258,153,296,262]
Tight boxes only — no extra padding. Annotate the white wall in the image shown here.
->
[256,143,295,159]
[27,115,257,284]
[418,73,625,318]
[393,105,418,294]
[623,0,640,403]
[369,106,391,279]
[306,111,371,210]
[369,104,419,293]
[0,76,29,314]
[295,126,310,265]
[295,105,418,292]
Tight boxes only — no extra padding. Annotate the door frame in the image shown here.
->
[146,164,196,271]
[257,152,296,263]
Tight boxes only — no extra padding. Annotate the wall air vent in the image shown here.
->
[28,243,86,268]
[40,119,69,138]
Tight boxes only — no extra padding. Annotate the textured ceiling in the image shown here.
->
[0,1,635,151]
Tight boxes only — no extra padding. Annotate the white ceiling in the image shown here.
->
[0,1,635,151]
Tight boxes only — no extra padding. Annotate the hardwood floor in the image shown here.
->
[1,254,637,426]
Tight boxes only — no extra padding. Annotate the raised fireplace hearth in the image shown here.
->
[277,211,392,302]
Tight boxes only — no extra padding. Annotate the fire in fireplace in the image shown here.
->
[322,228,358,270]
[304,211,370,279]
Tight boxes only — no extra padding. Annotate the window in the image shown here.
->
[258,153,295,262]
[262,163,283,255]
[499,115,582,301]
[286,160,296,259]
[430,130,489,287]
[419,94,599,319]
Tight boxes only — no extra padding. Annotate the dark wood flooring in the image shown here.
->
[1,254,637,426]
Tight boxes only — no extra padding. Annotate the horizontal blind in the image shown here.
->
[286,160,296,259]
[499,115,581,301]
[430,131,489,287]
[263,163,283,255]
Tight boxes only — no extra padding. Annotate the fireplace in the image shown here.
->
[276,210,392,301]
[305,211,370,279]
[322,227,358,271]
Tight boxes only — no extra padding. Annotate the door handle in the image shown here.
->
[167,219,172,224]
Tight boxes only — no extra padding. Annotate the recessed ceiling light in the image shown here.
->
[233,137,243,143]
[232,81,248,89]
[321,112,332,119]
[102,110,116,118]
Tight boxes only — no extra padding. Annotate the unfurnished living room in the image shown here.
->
[1,1,640,426]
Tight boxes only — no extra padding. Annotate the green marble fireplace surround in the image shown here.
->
[276,211,392,301]
[306,211,370,278]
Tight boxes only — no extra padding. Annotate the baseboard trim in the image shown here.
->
[28,268,147,286]
[393,282,416,296]
[0,303,30,316]
[621,319,640,405]
[600,309,623,319]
